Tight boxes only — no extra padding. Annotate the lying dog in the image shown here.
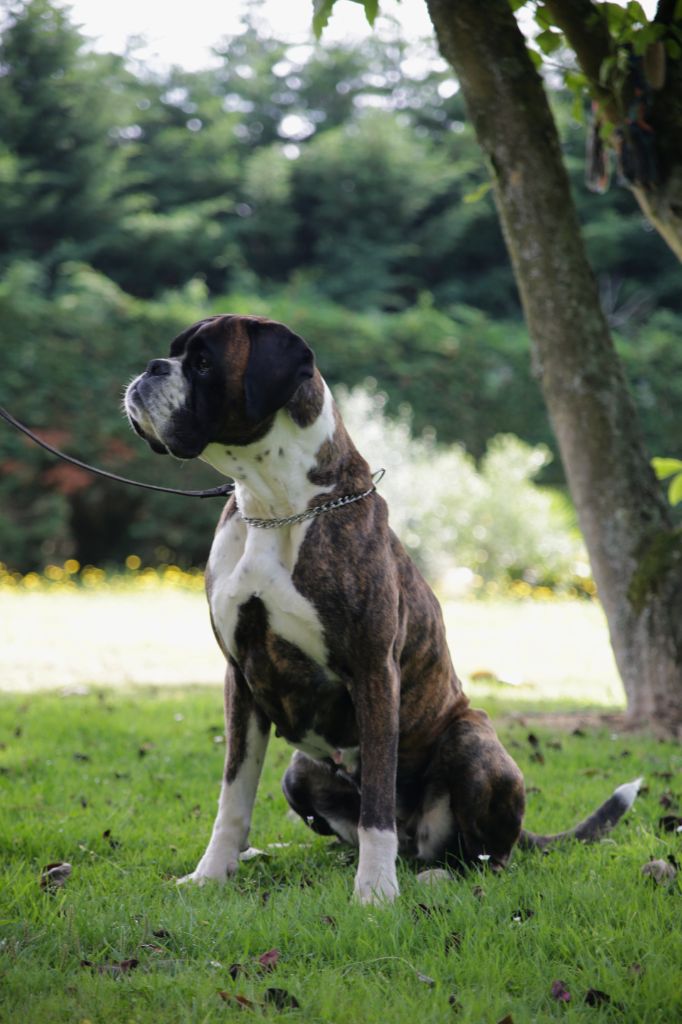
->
[124,314,640,903]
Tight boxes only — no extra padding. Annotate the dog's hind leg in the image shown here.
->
[282,750,361,846]
[417,708,525,871]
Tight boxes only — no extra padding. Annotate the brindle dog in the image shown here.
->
[124,314,640,904]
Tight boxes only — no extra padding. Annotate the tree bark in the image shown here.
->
[425,0,682,735]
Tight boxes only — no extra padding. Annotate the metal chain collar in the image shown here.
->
[240,469,385,529]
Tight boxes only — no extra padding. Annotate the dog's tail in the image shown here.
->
[518,777,643,851]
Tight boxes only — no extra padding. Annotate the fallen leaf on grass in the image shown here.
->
[641,858,677,883]
[416,971,435,987]
[102,829,121,849]
[40,862,72,891]
[584,988,611,1007]
[551,980,571,1002]
[257,948,280,972]
[264,987,300,1010]
[80,958,139,976]
[416,868,450,886]
[218,991,257,1009]
[658,815,682,833]
[497,1015,515,1024]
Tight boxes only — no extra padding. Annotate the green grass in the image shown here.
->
[1,688,680,1024]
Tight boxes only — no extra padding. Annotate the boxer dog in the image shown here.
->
[124,314,640,904]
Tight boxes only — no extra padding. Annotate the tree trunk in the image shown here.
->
[425,0,682,735]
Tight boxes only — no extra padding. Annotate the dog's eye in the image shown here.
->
[195,354,211,375]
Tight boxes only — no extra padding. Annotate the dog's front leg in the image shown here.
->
[178,663,269,885]
[353,663,400,905]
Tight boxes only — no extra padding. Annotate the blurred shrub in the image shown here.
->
[337,386,587,590]
[1,261,679,572]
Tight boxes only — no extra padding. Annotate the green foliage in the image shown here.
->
[0,0,133,269]
[0,0,680,573]
[338,387,585,588]
[652,456,682,506]
[2,259,681,573]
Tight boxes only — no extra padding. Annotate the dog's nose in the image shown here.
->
[146,359,172,377]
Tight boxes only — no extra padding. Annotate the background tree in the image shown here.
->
[316,0,682,735]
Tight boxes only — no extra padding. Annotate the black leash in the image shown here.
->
[0,405,235,499]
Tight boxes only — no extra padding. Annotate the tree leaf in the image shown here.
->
[641,858,677,883]
[264,987,300,1009]
[668,472,682,506]
[463,180,493,205]
[257,948,280,972]
[585,988,611,1006]
[551,980,571,1002]
[39,861,72,891]
[312,0,336,38]
[651,457,682,480]
[536,29,563,55]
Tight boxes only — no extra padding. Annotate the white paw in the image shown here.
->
[354,826,399,905]
[353,870,400,905]
[176,850,239,886]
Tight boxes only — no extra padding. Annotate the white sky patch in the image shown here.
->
[58,0,660,77]
[61,0,434,71]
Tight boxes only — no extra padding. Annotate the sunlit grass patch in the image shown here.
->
[0,690,680,1024]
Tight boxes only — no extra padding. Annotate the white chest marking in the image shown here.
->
[204,382,336,674]
[208,521,327,665]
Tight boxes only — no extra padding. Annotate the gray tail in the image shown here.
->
[518,777,643,851]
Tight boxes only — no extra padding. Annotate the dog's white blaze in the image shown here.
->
[417,794,453,861]
[205,383,336,665]
[354,827,399,904]
[178,716,268,884]
[124,360,188,448]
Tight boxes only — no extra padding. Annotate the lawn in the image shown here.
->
[1,588,680,1023]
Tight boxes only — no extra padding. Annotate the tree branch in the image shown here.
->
[543,0,613,91]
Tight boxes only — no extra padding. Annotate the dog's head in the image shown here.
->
[124,315,315,459]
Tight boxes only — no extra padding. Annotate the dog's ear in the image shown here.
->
[244,320,315,423]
